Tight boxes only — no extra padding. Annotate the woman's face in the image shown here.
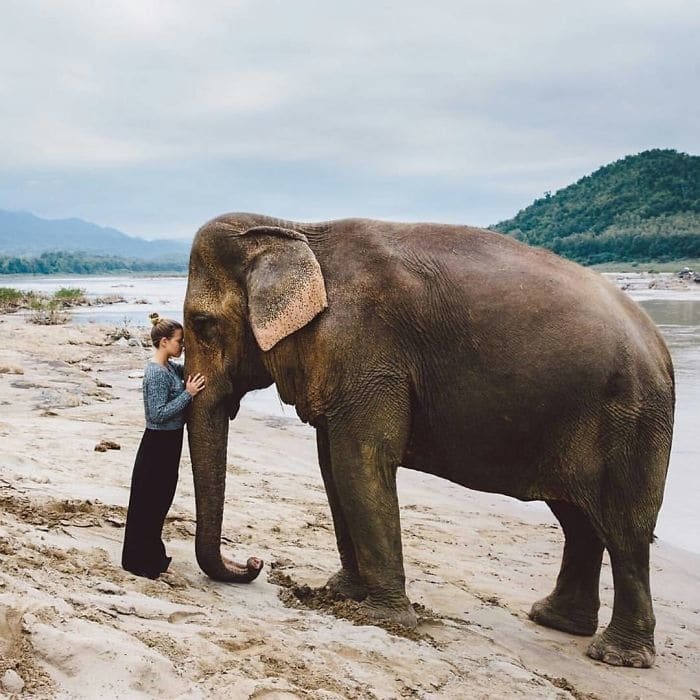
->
[162,328,185,358]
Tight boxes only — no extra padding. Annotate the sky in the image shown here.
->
[0,1,698,240]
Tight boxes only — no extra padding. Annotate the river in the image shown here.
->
[5,273,700,553]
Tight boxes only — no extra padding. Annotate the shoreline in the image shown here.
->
[602,270,700,292]
[1,316,699,698]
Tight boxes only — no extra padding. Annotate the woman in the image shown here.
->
[121,313,206,579]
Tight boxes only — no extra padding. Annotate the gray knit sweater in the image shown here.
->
[142,360,192,430]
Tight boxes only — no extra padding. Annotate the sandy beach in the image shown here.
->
[0,313,699,699]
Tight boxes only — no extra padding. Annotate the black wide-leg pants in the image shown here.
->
[121,427,183,578]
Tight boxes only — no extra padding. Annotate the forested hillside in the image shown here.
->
[0,250,187,275]
[2,150,699,272]
[492,149,700,264]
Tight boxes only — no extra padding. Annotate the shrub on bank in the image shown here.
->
[53,287,87,305]
[0,287,38,312]
[0,287,87,323]
[27,295,70,325]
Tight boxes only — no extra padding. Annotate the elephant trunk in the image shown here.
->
[187,398,259,582]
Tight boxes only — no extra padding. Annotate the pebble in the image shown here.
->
[2,669,25,694]
[95,581,124,595]
[21,612,38,632]
[94,439,120,452]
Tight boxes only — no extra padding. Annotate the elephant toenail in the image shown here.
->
[603,650,623,665]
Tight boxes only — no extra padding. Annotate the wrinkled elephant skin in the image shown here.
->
[184,213,674,668]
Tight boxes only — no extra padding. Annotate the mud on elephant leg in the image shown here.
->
[327,418,417,629]
[529,500,604,636]
[324,568,367,601]
[316,426,367,601]
[586,540,656,668]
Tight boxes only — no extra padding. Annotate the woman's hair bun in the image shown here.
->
[148,314,183,348]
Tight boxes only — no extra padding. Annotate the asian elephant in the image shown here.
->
[183,212,674,668]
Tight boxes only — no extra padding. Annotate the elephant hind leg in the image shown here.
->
[585,407,669,668]
[529,500,604,636]
[586,538,655,668]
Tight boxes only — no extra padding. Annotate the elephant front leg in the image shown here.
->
[327,418,417,629]
[316,426,367,601]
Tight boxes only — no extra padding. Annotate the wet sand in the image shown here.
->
[0,315,699,699]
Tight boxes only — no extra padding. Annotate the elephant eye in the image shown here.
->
[189,313,218,342]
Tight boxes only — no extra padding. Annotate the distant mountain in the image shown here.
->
[0,210,190,261]
[492,149,700,264]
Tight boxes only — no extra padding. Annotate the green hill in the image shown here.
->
[0,250,188,275]
[492,149,700,264]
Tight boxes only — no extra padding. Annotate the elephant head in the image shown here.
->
[183,215,327,581]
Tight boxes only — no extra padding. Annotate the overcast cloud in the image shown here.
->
[0,0,698,239]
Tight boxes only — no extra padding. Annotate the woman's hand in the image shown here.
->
[186,373,206,397]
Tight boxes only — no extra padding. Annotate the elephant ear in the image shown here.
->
[244,226,328,352]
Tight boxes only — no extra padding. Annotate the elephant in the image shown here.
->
[183,212,674,668]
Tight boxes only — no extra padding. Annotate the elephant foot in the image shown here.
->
[529,594,598,636]
[587,629,655,668]
[360,595,417,629]
[222,555,264,583]
[325,568,367,601]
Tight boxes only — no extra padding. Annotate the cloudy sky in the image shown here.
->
[0,1,697,240]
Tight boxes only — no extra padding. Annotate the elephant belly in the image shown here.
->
[402,388,577,501]
[403,431,550,501]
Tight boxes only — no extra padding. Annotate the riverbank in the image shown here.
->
[602,270,700,293]
[0,315,699,698]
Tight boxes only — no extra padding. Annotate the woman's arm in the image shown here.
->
[145,367,191,425]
